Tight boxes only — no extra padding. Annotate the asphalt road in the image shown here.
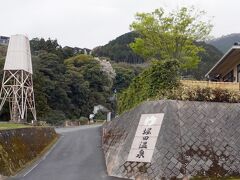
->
[11,125,125,180]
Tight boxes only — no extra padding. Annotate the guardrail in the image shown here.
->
[181,80,240,91]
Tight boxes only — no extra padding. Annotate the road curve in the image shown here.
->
[10,125,125,180]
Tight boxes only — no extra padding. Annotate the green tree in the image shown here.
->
[130,7,212,70]
[112,63,144,92]
[182,42,223,80]
[32,53,71,120]
[64,54,113,117]
[0,45,7,58]
[30,38,64,59]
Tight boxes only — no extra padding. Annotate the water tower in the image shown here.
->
[0,35,36,122]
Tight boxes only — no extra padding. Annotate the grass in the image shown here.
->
[0,123,31,130]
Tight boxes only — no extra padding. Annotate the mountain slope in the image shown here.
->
[183,42,223,80]
[93,31,223,80]
[92,32,144,64]
[207,33,240,53]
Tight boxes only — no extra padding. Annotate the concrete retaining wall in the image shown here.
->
[102,100,240,179]
[0,127,57,176]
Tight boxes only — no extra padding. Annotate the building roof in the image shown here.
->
[0,36,9,40]
[4,35,32,74]
[205,46,240,78]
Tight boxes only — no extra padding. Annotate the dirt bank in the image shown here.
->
[0,127,58,176]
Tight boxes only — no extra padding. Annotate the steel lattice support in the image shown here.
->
[0,70,36,122]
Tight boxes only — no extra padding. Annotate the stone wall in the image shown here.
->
[0,127,57,176]
[102,100,240,179]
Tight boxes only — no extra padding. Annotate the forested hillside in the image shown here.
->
[92,32,144,64]
[93,32,223,80]
[0,32,223,123]
[208,33,240,53]
[183,42,223,80]
[0,39,141,124]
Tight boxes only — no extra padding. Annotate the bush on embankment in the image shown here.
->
[157,86,240,103]
[0,127,57,176]
[118,59,240,114]
[119,84,240,114]
[118,59,180,114]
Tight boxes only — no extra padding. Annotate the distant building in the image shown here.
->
[0,36,10,45]
[206,44,240,82]
[63,46,92,55]
[73,47,92,55]
[73,47,81,54]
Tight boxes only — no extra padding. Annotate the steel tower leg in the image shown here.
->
[0,70,37,123]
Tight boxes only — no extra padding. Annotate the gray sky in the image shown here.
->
[1,0,239,49]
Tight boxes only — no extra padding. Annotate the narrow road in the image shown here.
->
[11,125,124,180]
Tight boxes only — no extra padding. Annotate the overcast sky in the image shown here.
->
[1,0,239,49]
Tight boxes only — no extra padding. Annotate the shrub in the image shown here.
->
[119,83,240,114]
[79,116,89,125]
[157,86,240,103]
[40,110,66,125]
[94,111,106,120]
[37,121,48,126]
[118,59,180,113]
